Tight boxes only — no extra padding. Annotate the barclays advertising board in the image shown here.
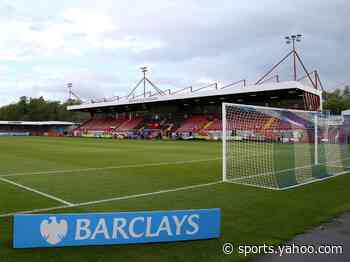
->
[13,209,220,248]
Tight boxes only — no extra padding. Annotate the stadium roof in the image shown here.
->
[0,121,75,126]
[67,81,321,111]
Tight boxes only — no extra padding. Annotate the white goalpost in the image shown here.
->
[222,103,350,190]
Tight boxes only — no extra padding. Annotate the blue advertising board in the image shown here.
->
[13,209,220,248]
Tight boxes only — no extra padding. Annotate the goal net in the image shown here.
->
[222,103,350,190]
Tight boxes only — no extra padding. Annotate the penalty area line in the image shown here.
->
[0,180,223,218]
[70,180,223,208]
[0,177,74,206]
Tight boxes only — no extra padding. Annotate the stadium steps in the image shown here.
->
[116,117,144,131]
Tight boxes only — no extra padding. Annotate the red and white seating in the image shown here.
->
[176,115,209,133]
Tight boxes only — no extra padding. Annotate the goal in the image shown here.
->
[222,103,350,190]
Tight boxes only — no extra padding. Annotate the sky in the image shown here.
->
[0,0,349,106]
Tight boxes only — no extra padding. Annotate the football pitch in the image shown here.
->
[1,137,350,261]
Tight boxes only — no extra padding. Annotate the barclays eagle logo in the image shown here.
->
[40,216,68,245]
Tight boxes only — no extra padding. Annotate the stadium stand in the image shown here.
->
[80,117,126,131]
[176,115,209,133]
[74,108,335,142]
[116,117,143,131]
[66,76,328,140]
[203,118,222,132]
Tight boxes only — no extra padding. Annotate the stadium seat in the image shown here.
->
[176,115,209,133]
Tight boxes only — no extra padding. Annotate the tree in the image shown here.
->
[0,97,88,122]
[323,87,350,114]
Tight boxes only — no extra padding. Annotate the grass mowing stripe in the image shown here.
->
[0,158,221,178]
[0,181,222,218]
[0,177,74,206]
[2,137,350,261]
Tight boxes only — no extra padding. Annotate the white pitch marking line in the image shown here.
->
[71,180,223,208]
[225,180,278,191]
[0,180,223,218]
[0,205,69,218]
[0,158,222,178]
[280,170,350,190]
[0,177,74,206]
[225,169,350,191]
[327,165,350,169]
[229,158,350,183]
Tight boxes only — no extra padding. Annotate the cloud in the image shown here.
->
[0,0,349,106]
[63,8,115,34]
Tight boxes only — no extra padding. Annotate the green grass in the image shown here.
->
[0,136,350,261]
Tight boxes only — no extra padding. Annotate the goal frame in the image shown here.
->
[222,102,322,188]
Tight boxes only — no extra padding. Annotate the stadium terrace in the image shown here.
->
[67,80,322,140]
